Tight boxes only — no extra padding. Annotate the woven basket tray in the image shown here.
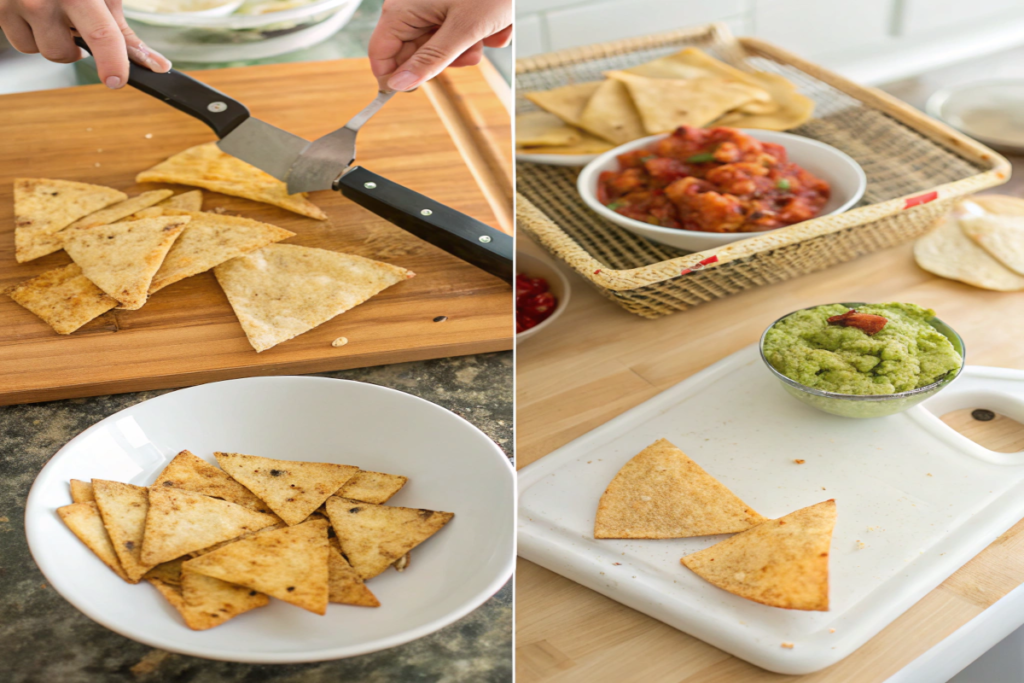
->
[516,23,1011,318]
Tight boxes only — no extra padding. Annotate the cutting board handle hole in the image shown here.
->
[940,408,1024,453]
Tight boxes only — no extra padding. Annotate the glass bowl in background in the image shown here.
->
[758,302,966,419]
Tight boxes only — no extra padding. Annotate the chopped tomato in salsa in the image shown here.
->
[597,126,831,233]
[516,274,557,333]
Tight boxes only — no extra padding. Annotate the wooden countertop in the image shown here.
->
[515,66,1024,683]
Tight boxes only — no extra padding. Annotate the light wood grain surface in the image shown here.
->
[0,58,512,406]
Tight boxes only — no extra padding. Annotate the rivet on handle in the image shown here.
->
[364,182,377,189]
[207,102,227,113]
[421,209,433,216]
[479,235,492,244]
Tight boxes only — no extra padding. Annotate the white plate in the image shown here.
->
[577,130,867,252]
[516,251,571,344]
[516,150,602,167]
[518,345,1024,674]
[25,376,514,664]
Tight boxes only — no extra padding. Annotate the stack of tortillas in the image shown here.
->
[58,449,452,630]
[595,439,836,611]
[518,48,814,156]
[915,195,1024,291]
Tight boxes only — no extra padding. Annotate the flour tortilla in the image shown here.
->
[58,502,132,582]
[325,497,454,579]
[606,71,769,134]
[214,244,414,352]
[70,479,95,503]
[578,78,647,145]
[149,212,294,294]
[66,190,173,231]
[141,486,279,566]
[183,518,330,615]
[328,544,379,607]
[160,190,203,212]
[14,178,126,262]
[336,470,408,505]
[153,449,274,515]
[215,451,359,525]
[518,132,615,156]
[5,263,118,335]
[681,499,836,611]
[516,111,582,148]
[958,196,1024,276]
[63,215,189,310]
[92,480,154,581]
[914,206,1024,291]
[594,438,766,539]
[136,143,326,220]
[147,558,268,630]
[712,72,815,131]
[524,81,603,127]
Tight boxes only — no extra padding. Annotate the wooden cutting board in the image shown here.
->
[0,58,512,406]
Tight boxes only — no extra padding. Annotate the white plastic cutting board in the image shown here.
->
[517,345,1024,675]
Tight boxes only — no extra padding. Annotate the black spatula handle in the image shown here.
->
[73,37,249,138]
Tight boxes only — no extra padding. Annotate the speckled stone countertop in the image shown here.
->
[0,352,512,683]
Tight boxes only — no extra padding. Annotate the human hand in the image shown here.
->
[0,0,171,89]
[368,0,512,92]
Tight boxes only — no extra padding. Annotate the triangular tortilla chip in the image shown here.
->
[915,207,1024,291]
[594,439,766,539]
[712,72,815,131]
[5,263,118,335]
[524,81,603,127]
[325,497,454,579]
[960,212,1024,276]
[14,178,126,262]
[578,79,647,145]
[681,499,836,611]
[92,479,155,581]
[63,215,190,310]
[66,190,173,231]
[519,131,614,156]
[153,450,274,514]
[336,470,408,504]
[606,72,769,134]
[136,143,326,220]
[70,479,95,503]
[183,518,330,614]
[147,558,268,630]
[140,486,279,566]
[215,451,359,525]
[328,543,379,606]
[516,112,582,148]
[161,190,203,212]
[58,501,132,582]
[149,212,294,294]
[214,244,414,352]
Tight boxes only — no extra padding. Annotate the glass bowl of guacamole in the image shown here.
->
[759,302,965,418]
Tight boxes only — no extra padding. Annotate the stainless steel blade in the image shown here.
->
[285,90,396,194]
[216,117,311,182]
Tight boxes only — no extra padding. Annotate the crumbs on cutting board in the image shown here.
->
[331,337,348,348]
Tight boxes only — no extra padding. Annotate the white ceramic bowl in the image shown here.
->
[516,251,570,343]
[577,130,867,252]
[25,376,514,663]
[515,149,603,167]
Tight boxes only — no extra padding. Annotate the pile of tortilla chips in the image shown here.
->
[58,449,453,630]
[915,195,1024,291]
[594,438,836,611]
[517,48,814,156]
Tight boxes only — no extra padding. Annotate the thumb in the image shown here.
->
[386,20,480,91]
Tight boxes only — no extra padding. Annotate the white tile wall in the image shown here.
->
[899,0,1021,35]
[753,0,894,58]
[515,14,546,60]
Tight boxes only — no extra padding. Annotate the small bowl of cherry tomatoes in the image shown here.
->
[516,251,571,343]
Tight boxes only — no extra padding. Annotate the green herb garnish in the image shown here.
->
[687,152,716,163]
[776,179,791,191]
[640,155,656,163]
[607,201,623,210]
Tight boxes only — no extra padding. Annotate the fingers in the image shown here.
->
[387,19,480,91]
[482,24,512,49]
[448,40,483,68]
[112,7,171,73]
[21,0,79,64]
[0,14,39,54]
[65,1,127,87]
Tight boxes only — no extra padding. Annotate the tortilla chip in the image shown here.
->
[92,479,155,581]
[161,190,203,212]
[147,559,268,630]
[183,518,330,615]
[66,190,173,231]
[5,263,118,335]
[712,72,815,131]
[519,131,614,156]
[336,470,408,505]
[325,497,454,579]
[516,112,582,148]
[680,499,836,611]
[578,79,647,145]
[57,502,132,582]
[960,212,1024,276]
[606,72,770,134]
[914,207,1024,291]
[189,522,287,557]
[63,215,189,310]
[594,438,765,539]
[214,244,414,352]
[136,143,326,220]
[215,451,359,526]
[14,178,127,262]
[153,449,274,514]
[145,557,185,586]
[328,544,379,607]
[140,486,279,566]
[524,81,603,127]
[70,479,95,503]
[149,212,294,294]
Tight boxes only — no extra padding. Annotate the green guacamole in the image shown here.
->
[763,303,962,395]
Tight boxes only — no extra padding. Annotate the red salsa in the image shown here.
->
[516,274,557,333]
[597,126,831,233]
